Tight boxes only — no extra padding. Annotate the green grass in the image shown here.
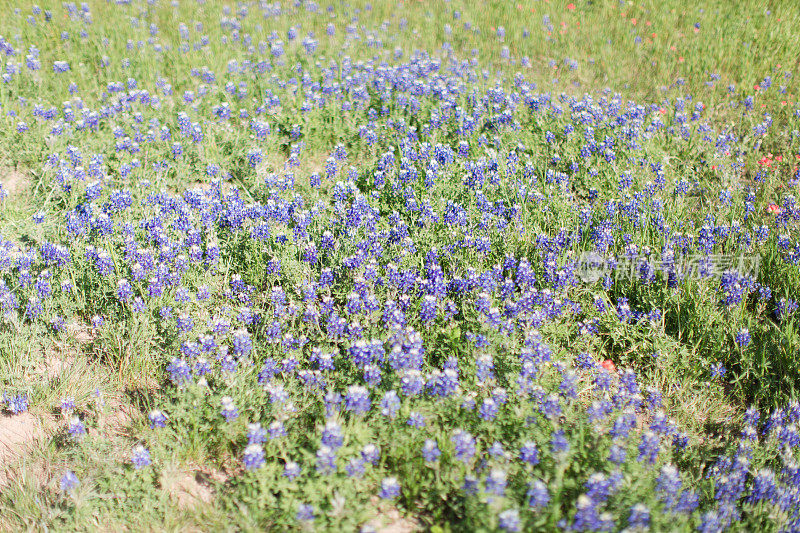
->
[0,0,799,531]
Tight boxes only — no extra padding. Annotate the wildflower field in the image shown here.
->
[2,0,800,530]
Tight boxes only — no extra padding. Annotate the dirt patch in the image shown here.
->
[0,166,29,197]
[95,400,136,437]
[39,355,76,381]
[198,467,228,485]
[367,497,420,533]
[66,321,94,345]
[162,469,215,510]
[0,413,44,484]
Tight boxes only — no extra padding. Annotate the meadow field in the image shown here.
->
[0,0,799,530]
